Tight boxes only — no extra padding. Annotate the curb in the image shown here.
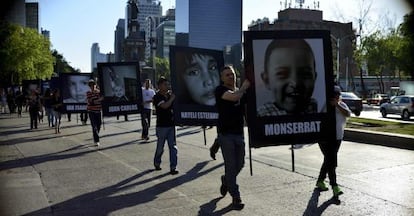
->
[344,128,414,150]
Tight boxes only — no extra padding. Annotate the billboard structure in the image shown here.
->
[244,30,336,148]
[59,73,92,113]
[169,46,224,126]
[97,62,142,116]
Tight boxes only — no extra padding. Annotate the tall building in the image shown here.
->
[137,0,162,32]
[144,16,161,61]
[175,0,242,68]
[91,43,108,72]
[156,20,175,58]
[2,0,25,26]
[25,2,39,31]
[114,19,125,62]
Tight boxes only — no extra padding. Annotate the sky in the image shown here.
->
[30,0,412,72]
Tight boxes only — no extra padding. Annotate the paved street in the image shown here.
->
[0,113,413,216]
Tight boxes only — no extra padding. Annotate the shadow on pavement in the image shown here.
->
[302,189,339,216]
[25,161,223,215]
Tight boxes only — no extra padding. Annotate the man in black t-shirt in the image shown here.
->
[153,77,178,175]
[215,65,250,210]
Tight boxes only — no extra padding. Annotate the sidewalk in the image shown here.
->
[0,113,413,215]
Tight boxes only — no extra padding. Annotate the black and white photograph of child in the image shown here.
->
[253,38,327,116]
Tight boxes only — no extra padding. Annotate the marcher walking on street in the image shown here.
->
[86,79,103,146]
[215,65,250,210]
[315,86,351,199]
[153,77,178,175]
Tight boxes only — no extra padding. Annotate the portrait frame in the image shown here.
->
[244,30,336,148]
[22,80,41,97]
[97,62,142,116]
[59,73,92,113]
[169,46,225,126]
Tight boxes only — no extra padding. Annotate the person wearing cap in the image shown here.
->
[315,86,351,198]
[86,79,103,146]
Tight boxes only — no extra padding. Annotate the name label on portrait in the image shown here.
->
[264,121,321,136]
[108,104,138,112]
[180,112,218,120]
[66,105,87,111]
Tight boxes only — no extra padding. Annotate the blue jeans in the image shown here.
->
[154,126,177,170]
[141,108,152,137]
[88,111,102,142]
[219,133,245,198]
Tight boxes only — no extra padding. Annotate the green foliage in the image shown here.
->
[52,50,80,74]
[356,22,413,80]
[155,57,170,80]
[347,117,414,136]
[0,22,54,85]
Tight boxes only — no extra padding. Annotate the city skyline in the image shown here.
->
[29,0,412,72]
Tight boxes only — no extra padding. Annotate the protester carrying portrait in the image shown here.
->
[215,65,250,210]
[86,79,103,146]
[315,86,351,198]
[153,77,178,175]
[141,79,156,140]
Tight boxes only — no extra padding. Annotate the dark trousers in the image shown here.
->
[219,133,245,198]
[317,140,342,186]
[141,108,151,138]
[29,108,38,129]
[80,112,88,123]
[88,111,102,142]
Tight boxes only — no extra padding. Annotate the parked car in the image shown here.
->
[340,92,363,116]
[367,93,390,105]
[380,95,414,120]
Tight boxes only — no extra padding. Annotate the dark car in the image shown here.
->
[367,93,390,105]
[340,92,363,116]
[380,95,414,120]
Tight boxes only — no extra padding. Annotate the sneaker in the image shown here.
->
[315,181,329,191]
[209,147,216,160]
[170,169,179,175]
[154,165,161,171]
[333,185,344,197]
[232,197,245,210]
[220,175,228,196]
[95,142,100,146]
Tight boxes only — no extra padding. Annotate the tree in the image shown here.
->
[398,11,414,79]
[154,57,170,80]
[52,50,80,74]
[0,22,54,86]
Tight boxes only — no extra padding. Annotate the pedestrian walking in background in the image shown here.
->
[15,91,25,117]
[86,79,103,146]
[43,88,55,127]
[141,79,156,140]
[315,86,351,199]
[51,89,63,134]
[215,65,250,210]
[153,77,178,175]
[28,90,41,129]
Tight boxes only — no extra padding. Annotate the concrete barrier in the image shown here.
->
[344,128,414,150]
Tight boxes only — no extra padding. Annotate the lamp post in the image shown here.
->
[147,16,157,83]
[330,34,356,85]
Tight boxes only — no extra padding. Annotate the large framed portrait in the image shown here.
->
[244,30,336,148]
[97,62,142,116]
[60,73,91,113]
[22,80,41,97]
[169,46,224,126]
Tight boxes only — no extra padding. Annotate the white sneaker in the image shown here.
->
[95,142,100,146]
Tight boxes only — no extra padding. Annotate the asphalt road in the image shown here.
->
[357,104,414,123]
[0,113,413,215]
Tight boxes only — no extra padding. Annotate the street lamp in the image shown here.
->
[330,34,357,84]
